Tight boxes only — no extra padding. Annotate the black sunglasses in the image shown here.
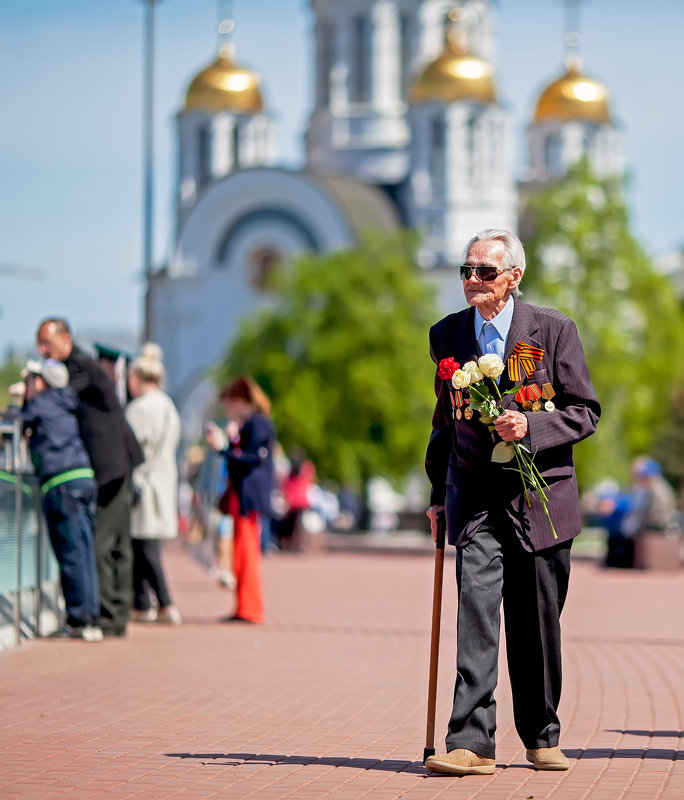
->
[459,264,511,281]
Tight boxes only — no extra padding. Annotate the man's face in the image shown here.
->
[36,322,72,361]
[462,239,522,312]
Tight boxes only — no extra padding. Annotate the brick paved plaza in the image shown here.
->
[1,541,683,800]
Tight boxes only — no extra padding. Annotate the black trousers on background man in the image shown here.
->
[132,538,172,611]
[446,520,572,759]
[95,476,133,636]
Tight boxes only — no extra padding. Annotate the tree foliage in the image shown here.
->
[522,160,684,487]
[217,232,438,488]
[0,359,21,409]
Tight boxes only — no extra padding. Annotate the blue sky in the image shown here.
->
[1,0,681,353]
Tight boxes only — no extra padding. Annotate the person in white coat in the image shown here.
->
[126,344,182,624]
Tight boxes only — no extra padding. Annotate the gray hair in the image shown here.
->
[464,229,526,297]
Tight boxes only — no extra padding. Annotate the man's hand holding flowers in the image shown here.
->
[494,410,528,442]
[447,352,557,538]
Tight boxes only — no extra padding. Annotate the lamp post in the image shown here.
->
[141,0,159,342]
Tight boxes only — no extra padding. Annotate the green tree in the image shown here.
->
[0,358,22,409]
[522,160,684,487]
[217,232,438,491]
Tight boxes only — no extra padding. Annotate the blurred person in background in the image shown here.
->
[36,318,143,638]
[279,458,316,551]
[582,480,633,568]
[8,360,101,641]
[336,484,361,531]
[621,457,678,541]
[205,377,274,624]
[126,344,182,625]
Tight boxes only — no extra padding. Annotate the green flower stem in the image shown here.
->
[487,376,557,539]
[531,461,550,494]
[512,443,532,506]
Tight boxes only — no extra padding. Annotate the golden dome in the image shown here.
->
[411,37,496,105]
[533,62,611,125]
[184,45,263,115]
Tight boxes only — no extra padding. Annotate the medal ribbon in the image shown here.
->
[514,383,542,404]
[508,342,544,382]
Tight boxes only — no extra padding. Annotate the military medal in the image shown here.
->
[464,406,473,420]
[516,384,541,411]
[451,389,463,419]
[532,401,542,412]
[527,383,542,402]
[544,400,555,412]
[541,383,556,400]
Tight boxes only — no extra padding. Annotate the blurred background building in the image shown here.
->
[147,0,623,435]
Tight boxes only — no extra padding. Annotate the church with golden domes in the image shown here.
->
[148,0,621,434]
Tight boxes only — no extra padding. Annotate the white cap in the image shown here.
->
[22,359,70,389]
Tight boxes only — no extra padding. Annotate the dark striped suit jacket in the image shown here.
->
[425,299,600,552]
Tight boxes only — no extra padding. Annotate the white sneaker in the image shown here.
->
[131,608,158,623]
[81,625,104,643]
[157,606,182,625]
[218,570,237,590]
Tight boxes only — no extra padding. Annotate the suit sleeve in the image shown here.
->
[425,328,452,507]
[526,318,601,453]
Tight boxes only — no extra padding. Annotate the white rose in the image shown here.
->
[451,369,471,389]
[462,361,484,382]
[478,353,505,379]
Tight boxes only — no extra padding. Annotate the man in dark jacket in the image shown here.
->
[36,318,144,637]
[424,230,600,776]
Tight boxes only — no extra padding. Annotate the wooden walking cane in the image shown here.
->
[423,509,446,764]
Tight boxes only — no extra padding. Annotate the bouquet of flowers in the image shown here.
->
[443,354,557,539]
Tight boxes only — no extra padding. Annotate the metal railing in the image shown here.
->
[0,416,58,647]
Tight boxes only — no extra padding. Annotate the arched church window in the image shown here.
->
[350,15,371,103]
[232,126,240,170]
[249,247,283,290]
[399,13,412,101]
[466,114,477,181]
[430,117,446,195]
[545,132,562,175]
[198,125,211,188]
[581,131,595,159]
[318,20,335,107]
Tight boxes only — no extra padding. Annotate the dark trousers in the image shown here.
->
[43,477,99,627]
[95,476,133,634]
[132,538,172,610]
[446,522,572,759]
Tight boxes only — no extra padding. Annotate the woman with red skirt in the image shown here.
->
[206,377,274,623]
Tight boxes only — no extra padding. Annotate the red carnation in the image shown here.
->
[437,357,460,380]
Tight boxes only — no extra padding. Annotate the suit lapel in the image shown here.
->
[501,301,543,404]
[446,307,480,365]
[503,300,541,363]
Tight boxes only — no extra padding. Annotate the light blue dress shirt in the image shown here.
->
[474,295,515,361]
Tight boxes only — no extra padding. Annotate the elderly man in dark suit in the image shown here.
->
[424,229,600,776]
[37,318,144,637]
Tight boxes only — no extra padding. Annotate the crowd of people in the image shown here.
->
[2,317,359,639]
[4,320,185,641]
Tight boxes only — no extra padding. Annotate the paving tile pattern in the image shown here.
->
[1,542,682,799]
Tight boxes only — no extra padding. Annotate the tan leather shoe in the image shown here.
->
[425,748,495,775]
[525,746,569,770]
